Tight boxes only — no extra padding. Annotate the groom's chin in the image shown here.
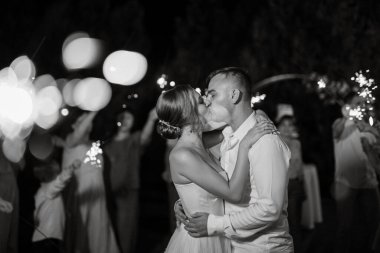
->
[203,120,227,132]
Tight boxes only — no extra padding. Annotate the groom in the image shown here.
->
[176,67,294,252]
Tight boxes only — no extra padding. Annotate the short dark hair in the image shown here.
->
[205,67,252,99]
[276,115,296,126]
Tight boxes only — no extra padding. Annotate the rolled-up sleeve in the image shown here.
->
[225,135,290,238]
[46,169,73,199]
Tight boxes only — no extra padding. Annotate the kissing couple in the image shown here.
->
[156,67,294,253]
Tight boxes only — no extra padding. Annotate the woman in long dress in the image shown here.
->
[155,85,274,253]
[62,111,119,253]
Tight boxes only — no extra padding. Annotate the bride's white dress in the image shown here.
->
[165,171,231,253]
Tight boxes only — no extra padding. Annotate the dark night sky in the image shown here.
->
[2,0,380,184]
[0,0,191,136]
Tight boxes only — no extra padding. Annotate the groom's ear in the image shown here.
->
[231,89,242,104]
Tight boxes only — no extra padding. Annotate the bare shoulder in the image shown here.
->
[169,146,195,165]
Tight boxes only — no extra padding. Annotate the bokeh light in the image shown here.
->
[103,50,147,85]
[28,133,54,160]
[0,67,18,85]
[62,79,81,107]
[35,112,59,130]
[2,137,26,163]
[73,78,112,111]
[0,85,34,124]
[61,108,69,116]
[10,55,36,84]
[35,86,62,116]
[62,36,103,70]
[34,74,57,91]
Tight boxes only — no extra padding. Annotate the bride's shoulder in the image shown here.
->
[169,145,198,164]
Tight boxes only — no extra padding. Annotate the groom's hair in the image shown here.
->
[205,67,252,101]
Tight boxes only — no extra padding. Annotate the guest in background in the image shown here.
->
[32,159,80,253]
[333,92,380,253]
[276,104,306,253]
[62,111,120,253]
[0,145,19,253]
[104,107,157,253]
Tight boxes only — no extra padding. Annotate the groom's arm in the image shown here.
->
[208,135,290,238]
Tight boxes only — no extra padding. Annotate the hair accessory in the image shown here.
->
[159,119,181,132]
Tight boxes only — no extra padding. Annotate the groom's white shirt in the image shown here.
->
[207,112,293,252]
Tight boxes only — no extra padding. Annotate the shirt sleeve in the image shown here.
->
[46,169,74,199]
[224,135,290,238]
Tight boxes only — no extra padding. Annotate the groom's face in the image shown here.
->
[206,74,232,123]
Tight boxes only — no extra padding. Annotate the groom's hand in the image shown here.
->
[184,212,209,238]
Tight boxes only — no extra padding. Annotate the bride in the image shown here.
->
[155,85,275,253]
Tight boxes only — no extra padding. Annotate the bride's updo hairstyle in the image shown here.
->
[156,85,202,139]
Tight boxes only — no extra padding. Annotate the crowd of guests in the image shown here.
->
[0,72,379,253]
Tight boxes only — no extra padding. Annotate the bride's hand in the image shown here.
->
[240,121,277,149]
[255,109,271,123]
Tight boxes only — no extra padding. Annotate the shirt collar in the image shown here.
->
[222,112,256,140]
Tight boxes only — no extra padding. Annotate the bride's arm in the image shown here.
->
[171,121,274,203]
[202,129,224,149]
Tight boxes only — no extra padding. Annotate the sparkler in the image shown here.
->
[349,70,377,122]
[317,79,327,89]
[83,141,103,168]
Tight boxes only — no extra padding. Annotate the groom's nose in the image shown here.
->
[203,95,211,107]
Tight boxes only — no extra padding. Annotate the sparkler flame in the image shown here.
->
[349,70,377,123]
[83,141,103,168]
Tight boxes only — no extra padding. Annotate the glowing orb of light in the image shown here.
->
[62,37,103,70]
[73,78,112,111]
[0,121,22,140]
[55,78,68,92]
[103,50,147,86]
[62,79,80,107]
[10,56,36,84]
[34,74,57,91]
[62,32,89,51]
[2,138,26,163]
[0,67,18,86]
[35,86,62,116]
[35,112,59,130]
[0,85,34,124]
[28,133,54,160]
[61,108,69,116]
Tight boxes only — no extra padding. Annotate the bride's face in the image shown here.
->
[194,91,211,129]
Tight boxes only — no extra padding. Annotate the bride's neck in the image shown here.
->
[179,126,203,147]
